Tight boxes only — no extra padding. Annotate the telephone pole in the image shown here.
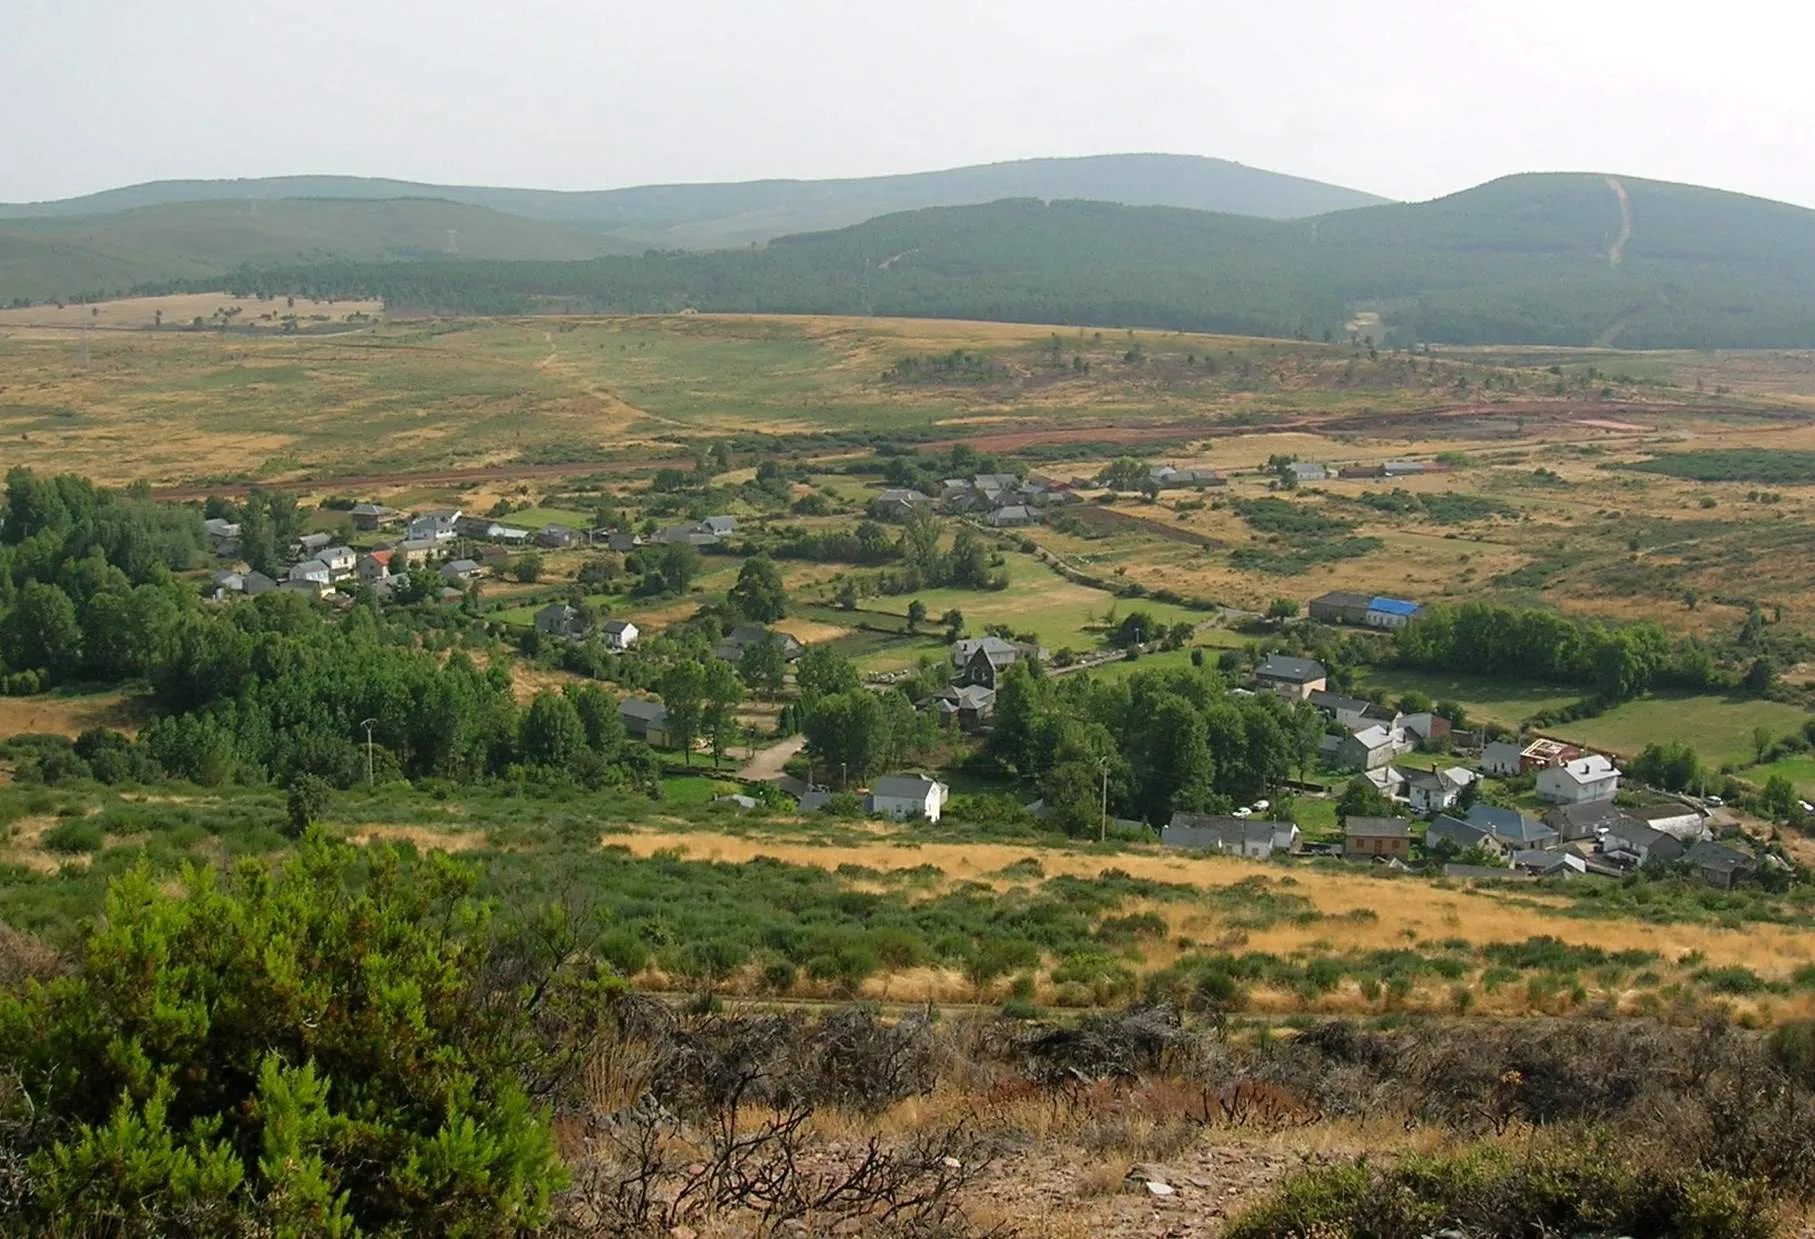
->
[1098,757,1110,843]
[360,718,378,785]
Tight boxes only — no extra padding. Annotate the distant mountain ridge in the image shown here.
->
[190,172,1815,349]
[0,152,1387,243]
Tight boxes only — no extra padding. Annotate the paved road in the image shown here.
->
[739,735,807,793]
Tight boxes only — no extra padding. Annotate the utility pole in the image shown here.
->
[360,718,378,785]
[1099,757,1110,844]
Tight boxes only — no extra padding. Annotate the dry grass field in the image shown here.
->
[0,292,383,331]
[0,692,145,739]
[609,826,1815,1012]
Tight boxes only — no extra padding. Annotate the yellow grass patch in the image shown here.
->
[0,692,145,740]
[0,292,383,330]
[773,617,853,645]
[609,829,1815,981]
[342,824,488,852]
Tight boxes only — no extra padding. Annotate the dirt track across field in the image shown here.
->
[149,460,637,500]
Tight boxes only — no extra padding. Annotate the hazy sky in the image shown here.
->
[6,0,1814,206]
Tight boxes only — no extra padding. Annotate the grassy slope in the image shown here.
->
[0,313,1507,486]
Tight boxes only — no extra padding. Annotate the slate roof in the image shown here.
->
[871,774,944,800]
[618,699,668,726]
[1162,814,1291,853]
[1684,840,1754,875]
[1427,816,1498,851]
[1544,800,1625,837]
[1607,820,1672,852]
[1463,803,1557,847]
[930,684,996,710]
[1344,817,1410,839]
[1256,654,1326,683]
[952,636,1031,664]
[1512,849,1575,873]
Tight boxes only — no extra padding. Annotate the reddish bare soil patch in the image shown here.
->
[925,424,1203,453]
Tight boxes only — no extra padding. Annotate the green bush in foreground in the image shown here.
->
[1224,1140,1775,1239]
[0,836,618,1235]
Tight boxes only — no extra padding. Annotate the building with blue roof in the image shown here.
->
[1365,597,1422,629]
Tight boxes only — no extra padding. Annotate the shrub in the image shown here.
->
[0,837,605,1233]
[1225,1142,1776,1239]
[40,818,104,854]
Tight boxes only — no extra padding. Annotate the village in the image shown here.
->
[188,472,1777,900]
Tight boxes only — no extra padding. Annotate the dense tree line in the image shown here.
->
[987,662,1318,830]
[0,468,664,793]
[0,469,207,690]
[772,520,900,566]
[140,598,660,791]
[1393,602,1721,702]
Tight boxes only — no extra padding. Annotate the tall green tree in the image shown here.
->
[656,540,699,595]
[5,581,83,682]
[727,555,788,622]
[794,644,859,712]
[520,689,587,769]
[738,634,788,697]
[658,659,707,764]
[701,658,746,769]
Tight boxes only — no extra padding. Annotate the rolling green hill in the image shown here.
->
[0,198,622,303]
[191,173,1815,349]
[0,154,1387,250]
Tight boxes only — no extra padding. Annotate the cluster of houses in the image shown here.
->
[872,473,1081,530]
[1171,650,1767,886]
[1157,775,1757,889]
[205,498,717,610]
[534,604,638,650]
[907,635,1049,733]
[649,515,738,547]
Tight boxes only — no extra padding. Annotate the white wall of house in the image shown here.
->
[870,790,942,822]
[1536,767,1618,804]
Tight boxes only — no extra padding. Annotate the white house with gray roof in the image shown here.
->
[1162,813,1299,859]
[1537,754,1621,804]
[867,774,949,823]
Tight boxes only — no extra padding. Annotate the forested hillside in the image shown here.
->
[188,174,1815,348]
[0,199,619,304]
